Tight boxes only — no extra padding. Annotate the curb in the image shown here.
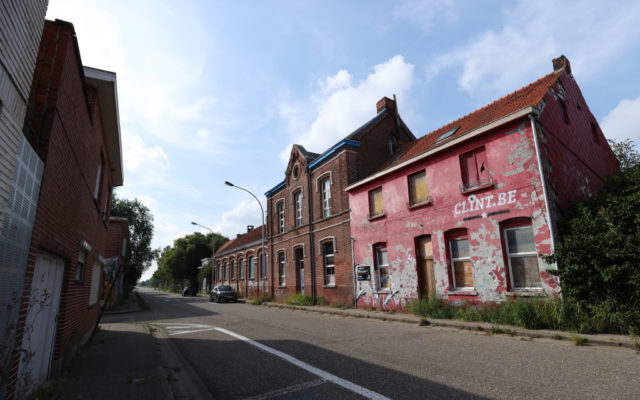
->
[259,302,637,351]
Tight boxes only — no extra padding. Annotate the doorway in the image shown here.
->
[416,235,435,298]
[294,247,304,294]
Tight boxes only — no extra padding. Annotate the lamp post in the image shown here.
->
[225,181,266,298]
[191,221,215,293]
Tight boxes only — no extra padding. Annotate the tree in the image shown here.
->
[547,138,640,333]
[111,194,159,290]
[154,232,227,291]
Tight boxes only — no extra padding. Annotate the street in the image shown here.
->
[115,288,640,399]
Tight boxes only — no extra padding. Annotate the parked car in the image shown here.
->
[182,286,196,296]
[210,285,238,303]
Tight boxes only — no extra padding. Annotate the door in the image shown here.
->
[20,254,64,387]
[294,248,304,294]
[416,236,436,298]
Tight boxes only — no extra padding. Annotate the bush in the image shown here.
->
[285,293,315,306]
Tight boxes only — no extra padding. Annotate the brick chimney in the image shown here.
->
[247,225,254,232]
[552,55,571,74]
[376,96,395,114]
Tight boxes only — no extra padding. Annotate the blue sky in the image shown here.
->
[46,0,640,281]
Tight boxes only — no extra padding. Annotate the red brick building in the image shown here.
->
[213,225,265,298]
[264,97,415,304]
[103,217,130,310]
[347,56,618,308]
[10,19,123,395]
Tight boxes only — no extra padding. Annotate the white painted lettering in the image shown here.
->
[474,197,484,210]
[454,203,462,215]
[453,189,519,217]
[508,190,516,204]
[497,192,507,206]
[485,195,494,208]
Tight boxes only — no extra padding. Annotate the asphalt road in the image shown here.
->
[128,288,640,400]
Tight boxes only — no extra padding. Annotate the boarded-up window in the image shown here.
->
[449,237,473,289]
[278,252,286,286]
[408,170,429,205]
[505,225,540,288]
[321,178,331,218]
[375,245,390,290]
[368,187,384,217]
[295,191,303,227]
[460,147,490,191]
[278,202,285,233]
[249,257,255,279]
[230,260,235,280]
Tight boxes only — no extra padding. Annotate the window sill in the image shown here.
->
[323,284,336,289]
[278,284,286,288]
[506,289,544,297]
[449,289,478,296]
[407,200,431,210]
[461,182,494,194]
[367,212,386,221]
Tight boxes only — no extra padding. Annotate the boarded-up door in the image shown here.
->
[19,254,64,387]
[416,236,436,298]
[295,248,304,294]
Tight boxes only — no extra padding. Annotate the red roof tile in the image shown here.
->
[215,225,265,255]
[376,70,562,172]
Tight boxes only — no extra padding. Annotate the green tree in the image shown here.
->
[155,232,227,291]
[547,138,640,333]
[111,194,159,290]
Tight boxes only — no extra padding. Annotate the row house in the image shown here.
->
[0,2,49,398]
[5,19,124,398]
[346,56,618,308]
[264,97,415,304]
[213,225,265,298]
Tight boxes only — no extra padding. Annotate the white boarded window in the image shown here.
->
[89,263,101,305]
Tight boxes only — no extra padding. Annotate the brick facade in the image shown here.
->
[264,97,415,304]
[347,56,619,308]
[7,19,123,396]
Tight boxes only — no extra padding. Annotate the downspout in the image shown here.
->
[529,114,556,255]
[307,168,316,300]
[351,237,357,306]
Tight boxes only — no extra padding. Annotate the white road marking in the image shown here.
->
[240,378,327,400]
[151,322,390,399]
[214,327,391,400]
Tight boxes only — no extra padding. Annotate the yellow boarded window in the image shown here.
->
[369,187,384,217]
[409,170,428,205]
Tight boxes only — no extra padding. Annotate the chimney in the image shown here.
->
[376,96,395,114]
[247,225,254,233]
[552,55,571,74]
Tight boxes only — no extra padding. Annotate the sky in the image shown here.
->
[45,0,640,281]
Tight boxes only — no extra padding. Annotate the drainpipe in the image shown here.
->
[529,114,556,255]
[351,237,357,306]
[307,168,316,300]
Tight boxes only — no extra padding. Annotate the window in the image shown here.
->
[93,154,105,200]
[321,178,331,218]
[249,256,255,279]
[294,191,303,227]
[277,201,285,234]
[89,263,101,305]
[460,147,491,192]
[278,252,286,286]
[223,262,228,281]
[375,245,390,290]
[323,242,335,286]
[368,187,384,218]
[504,225,541,289]
[218,265,222,280]
[448,234,474,289]
[436,126,460,143]
[408,170,429,206]
[230,260,235,280]
[238,259,244,279]
[76,251,86,282]
[389,134,398,155]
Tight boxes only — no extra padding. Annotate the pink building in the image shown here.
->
[346,56,618,308]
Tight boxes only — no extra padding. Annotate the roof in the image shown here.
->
[349,68,563,189]
[215,225,265,256]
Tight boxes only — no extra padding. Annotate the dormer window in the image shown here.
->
[388,135,398,155]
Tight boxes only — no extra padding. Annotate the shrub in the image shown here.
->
[285,293,315,306]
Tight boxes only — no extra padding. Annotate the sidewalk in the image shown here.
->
[53,293,174,400]
[261,302,638,350]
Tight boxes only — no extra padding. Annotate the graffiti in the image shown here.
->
[454,190,517,216]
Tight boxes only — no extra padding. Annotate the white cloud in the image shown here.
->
[121,129,171,188]
[600,97,640,144]
[213,198,266,239]
[428,0,640,94]
[280,55,414,162]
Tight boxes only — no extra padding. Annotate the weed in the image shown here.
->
[315,296,327,306]
[491,326,503,335]
[285,293,315,306]
[551,334,563,340]
[504,328,514,336]
[570,333,587,346]
[419,318,430,326]
[331,301,352,309]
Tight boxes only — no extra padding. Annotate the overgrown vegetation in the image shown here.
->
[285,293,315,306]
[544,138,640,335]
[408,296,631,334]
[251,295,273,305]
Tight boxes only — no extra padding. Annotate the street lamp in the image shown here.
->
[191,221,215,293]
[225,181,266,297]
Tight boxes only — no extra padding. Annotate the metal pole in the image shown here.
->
[225,181,266,298]
[191,221,215,294]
